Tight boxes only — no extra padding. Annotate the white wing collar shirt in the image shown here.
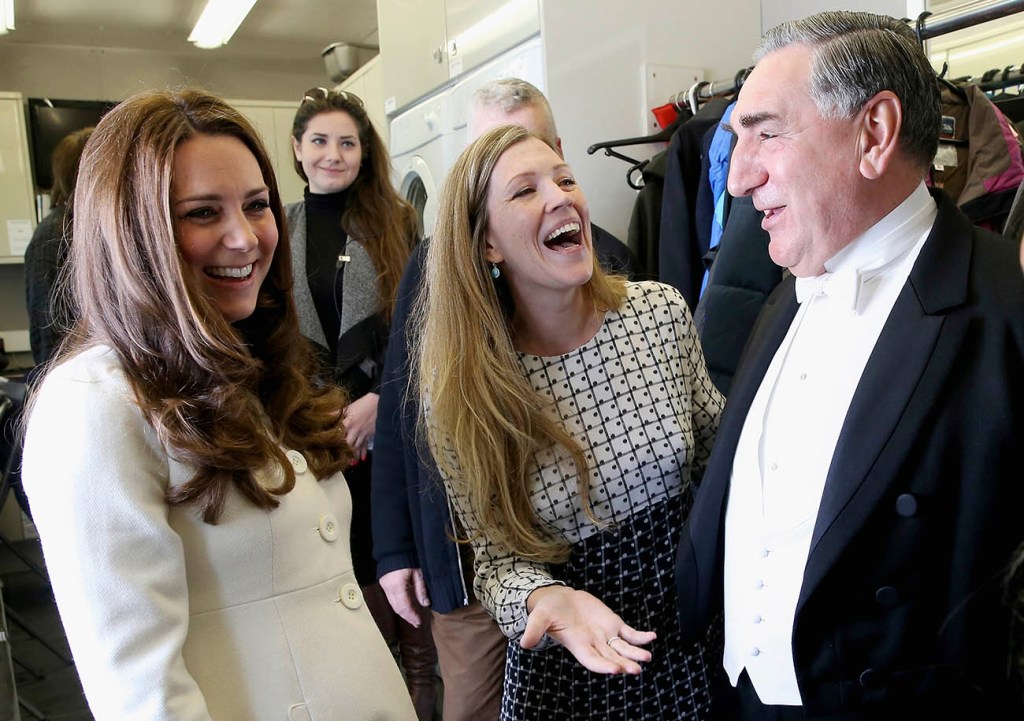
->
[722,182,937,705]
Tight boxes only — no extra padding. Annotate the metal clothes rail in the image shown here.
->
[915,0,1024,41]
[669,68,752,114]
[971,66,1024,91]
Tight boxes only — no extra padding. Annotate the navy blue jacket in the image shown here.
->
[371,241,467,613]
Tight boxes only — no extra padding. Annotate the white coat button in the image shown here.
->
[751,647,761,657]
[752,614,763,624]
[754,579,765,590]
[760,548,770,558]
[318,514,340,542]
[340,583,362,609]
[286,450,308,474]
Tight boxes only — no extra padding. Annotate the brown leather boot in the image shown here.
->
[361,582,399,651]
[398,614,439,721]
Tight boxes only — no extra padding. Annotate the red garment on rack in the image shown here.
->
[651,103,680,131]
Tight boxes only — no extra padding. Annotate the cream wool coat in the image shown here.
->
[22,346,416,721]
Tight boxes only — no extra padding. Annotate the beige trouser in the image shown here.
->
[431,601,506,721]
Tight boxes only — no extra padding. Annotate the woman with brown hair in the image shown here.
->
[21,88,416,721]
[415,124,725,719]
[23,125,93,367]
[286,85,437,720]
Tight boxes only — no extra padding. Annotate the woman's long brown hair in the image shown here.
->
[61,87,351,523]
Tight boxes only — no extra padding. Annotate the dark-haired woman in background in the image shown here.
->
[24,125,93,368]
[287,86,438,720]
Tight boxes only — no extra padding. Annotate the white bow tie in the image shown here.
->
[794,270,863,311]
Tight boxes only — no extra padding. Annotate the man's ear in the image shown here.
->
[858,90,902,180]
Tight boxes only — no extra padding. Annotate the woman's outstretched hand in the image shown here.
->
[521,585,656,675]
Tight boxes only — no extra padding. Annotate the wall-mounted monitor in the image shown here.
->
[26,97,117,191]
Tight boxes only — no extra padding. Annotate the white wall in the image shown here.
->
[541,0,762,242]
[760,0,910,34]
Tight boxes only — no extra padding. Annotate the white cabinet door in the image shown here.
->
[337,56,390,148]
[232,101,305,208]
[377,0,449,114]
[444,0,540,79]
[0,93,37,262]
[271,107,305,206]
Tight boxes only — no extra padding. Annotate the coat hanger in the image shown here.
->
[932,61,969,103]
[626,159,648,191]
[586,106,691,160]
[914,11,932,49]
[585,102,692,170]
[687,80,710,115]
[587,120,680,191]
[585,139,653,190]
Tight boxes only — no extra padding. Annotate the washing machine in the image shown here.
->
[389,36,547,239]
[389,90,452,239]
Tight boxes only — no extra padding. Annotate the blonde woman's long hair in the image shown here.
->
[415,125,626,563]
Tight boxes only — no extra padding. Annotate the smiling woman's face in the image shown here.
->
[291,110,363,195]
[172,133,278,323]
[483,137,593,305]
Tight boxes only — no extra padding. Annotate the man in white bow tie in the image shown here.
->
[675,10,1024,721]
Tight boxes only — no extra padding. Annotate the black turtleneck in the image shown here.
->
[304,187,351,360]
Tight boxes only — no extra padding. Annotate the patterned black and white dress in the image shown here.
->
[444,282,725,721]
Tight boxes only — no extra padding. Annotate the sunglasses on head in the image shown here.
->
[301,87,364,107]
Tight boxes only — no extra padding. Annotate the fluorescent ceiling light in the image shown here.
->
[188,0,258,49]
[0,0,15,35]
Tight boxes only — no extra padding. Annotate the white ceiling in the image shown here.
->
[3,0,380,61]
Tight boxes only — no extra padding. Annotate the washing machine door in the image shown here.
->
[399,155,438,240]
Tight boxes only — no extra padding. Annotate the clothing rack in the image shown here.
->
[912,0,1024,41]
[971,66,1024,92]
[586,65,751,165]
[588,1,1024,186]
[670,68,753,116]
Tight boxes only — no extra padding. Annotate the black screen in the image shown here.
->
[27,98,117,191]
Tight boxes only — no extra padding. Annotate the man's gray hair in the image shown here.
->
[756,11,940,170]
[471,78,558,145]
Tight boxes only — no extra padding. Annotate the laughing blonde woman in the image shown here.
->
[416,124,725,720]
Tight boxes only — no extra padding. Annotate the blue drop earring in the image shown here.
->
[490,263,501,279]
